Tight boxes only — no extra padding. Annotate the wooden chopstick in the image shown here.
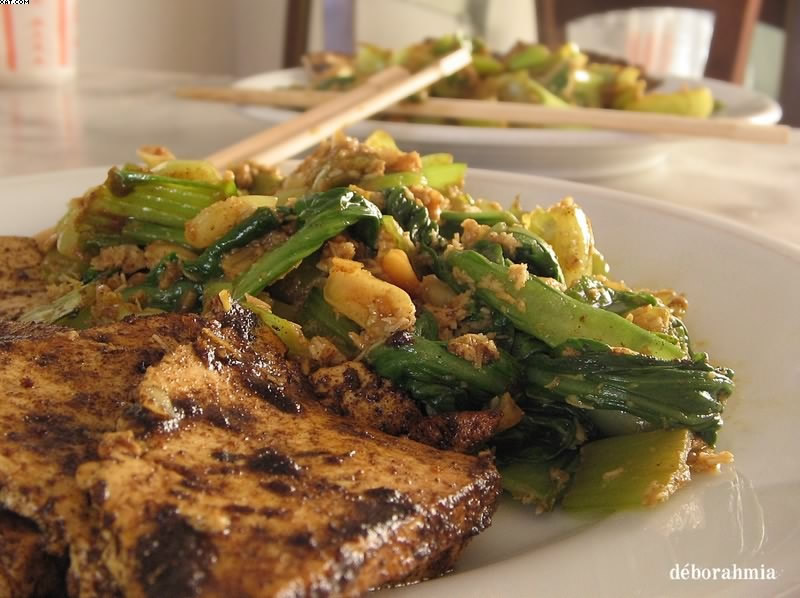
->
[183,85,790,145]
[203,46,472,168]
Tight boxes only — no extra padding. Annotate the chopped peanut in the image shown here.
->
[420,275,457,307]
[90,245,147,274]
[447,333,500,368]
[628,304,672,334]
[324,258,416,340]
[185,196,257,249]
[380,248,420,293]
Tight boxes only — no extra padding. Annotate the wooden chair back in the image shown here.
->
[760,0,799,125]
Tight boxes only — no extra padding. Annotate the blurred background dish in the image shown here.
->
[46,0,792,180]
[67,0,796,126]
[232,67,781,179]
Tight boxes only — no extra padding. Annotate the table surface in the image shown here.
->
[2,67,799,249]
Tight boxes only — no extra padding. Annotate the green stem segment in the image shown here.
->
[562,428,693,511]
[298,288,360,357]
[121,221,189,247]
[243,298,309,357]
[88,167,236,232]
[500,451,576,513]
[420,163,467,190]
[90,194,189,229]
[446,250,684,360]
[108,167,235,198]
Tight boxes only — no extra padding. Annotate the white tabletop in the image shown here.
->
[2,68,799,248]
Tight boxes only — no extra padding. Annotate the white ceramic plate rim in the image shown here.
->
[233,68,783,147]
[469,167,800,261]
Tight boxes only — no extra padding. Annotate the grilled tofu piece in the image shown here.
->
[310,362,501,453]
[0,308,501,597]
[0,315,205,596]
[408,410,502,453]
[309,361,423,435]
[0,510,66,598]
[74,307,501,597]
[0,236,51,320]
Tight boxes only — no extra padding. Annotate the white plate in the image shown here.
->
[233,68,783,180]
[1,167,799,597]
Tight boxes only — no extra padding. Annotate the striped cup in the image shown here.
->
[0,0,76,85]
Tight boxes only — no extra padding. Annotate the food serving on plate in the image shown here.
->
[0,132,733,596]
[302,36,716,123]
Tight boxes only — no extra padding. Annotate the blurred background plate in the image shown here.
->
[232,68,781,180]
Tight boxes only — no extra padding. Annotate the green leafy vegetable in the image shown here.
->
[382,187,440,246]
[420,162,467,190]
[121,220,190,247]
[494,402,587,463]
[122,281,202,312]
[566,276,657,314]
[414,309,440,340]
[243,297,309,357]
[233,188,381,299]
[447,250,684,359]
[507,226,564,282]
[526,340,733,444]
[360,172,427,191]
[441,209,518,227]
[20,284,88,324]
[367,330,521,413]
[184,208,280,280]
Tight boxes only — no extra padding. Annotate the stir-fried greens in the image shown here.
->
[26,132,734,512]
[303,36,716,124]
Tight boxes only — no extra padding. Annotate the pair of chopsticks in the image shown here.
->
[189,74,790,157]
[204,47,472,168]
[33,48,471,243]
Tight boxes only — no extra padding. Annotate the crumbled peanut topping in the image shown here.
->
[308,336,347,367]
[508,263,530,290]
[447,333,500,368]
[628,304,672,334]
[90,245,147,275]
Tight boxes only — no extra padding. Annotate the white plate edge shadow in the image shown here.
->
[1,167,799,597]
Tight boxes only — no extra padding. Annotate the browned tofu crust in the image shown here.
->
[0,308,501,597]
[0,510,66,597]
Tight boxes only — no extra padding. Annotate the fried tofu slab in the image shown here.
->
[0,315,206,595]
[0,308,501,596]
[0,510,66,597]
[0,237,51,320]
